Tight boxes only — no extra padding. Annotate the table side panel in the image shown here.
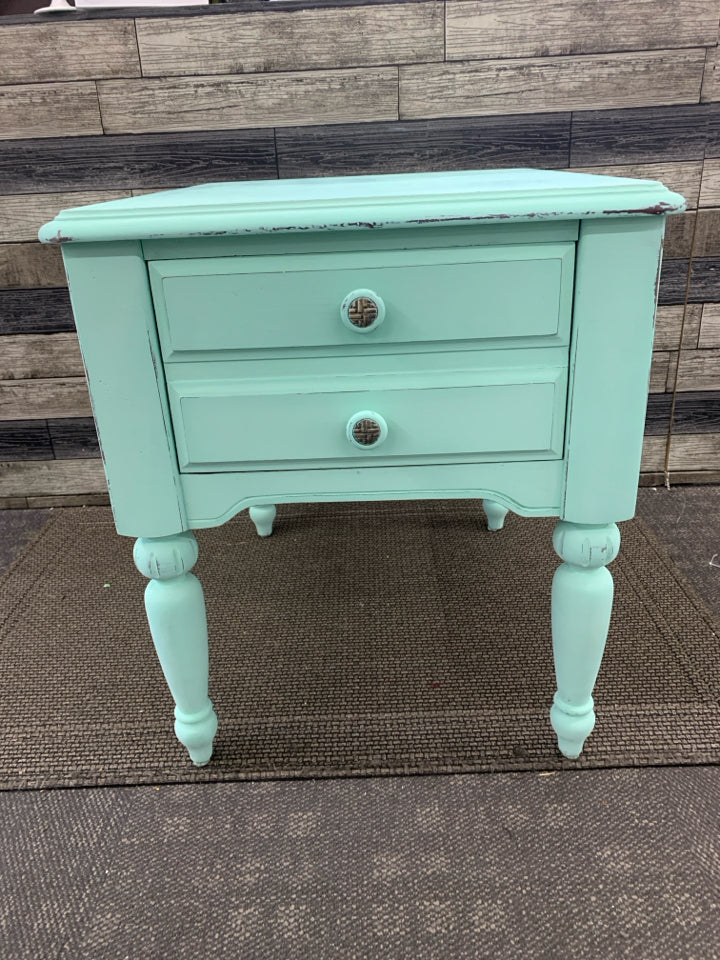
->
[60,241,186,537]
[563,216,666,524]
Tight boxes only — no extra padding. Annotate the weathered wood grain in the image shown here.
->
[646,390,720,435]
[673,348,720,391]
[277,113,571,178]
[704,102,720,157]
[664,212,696,258]
[699,302,720,347]
[570,104,710,165]
[689,257,720,302]
[0,191,132,244]
[654,304,702,351]
[48,417,100,459]
[0,130,278,195]
[657,259,691,305]
[447,0,719,62]
[97,68,399,135]
[0,243,66,289]
[649,352,671,393]
[26,492,110,508]
[136,2,442,76]
[0,459,106,497]
[0,334,83,381]
[0,497,28,509]
[668,433,720,469]
[0,82,103,141]
[0,378,92,421]
[0,20,140,85]
[701,42,720,102]
[400,50,706,121]
[0,288,74,336]
[0,421,52,462]
[570,161,701,209]
[693,209,720,256]
[641,435,666,471]
[700,159,720,206]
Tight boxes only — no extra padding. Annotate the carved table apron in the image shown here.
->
[40,169,685,765]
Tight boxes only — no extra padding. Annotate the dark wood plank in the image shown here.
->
[657,259,691,305]
[689,257,720,302]
[0,288,74,336]
[570,104,710,165]
[645,391,720,436]
[703,102,720,156]
[277,113,570,178]
[0,420,52,462]
[47,417,100,459]
[0,130,278,195]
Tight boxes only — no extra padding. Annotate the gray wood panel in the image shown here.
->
[700,159,720,206]
[0,191,131,244]
[0,243,66,290]
[701,42,719,102]
[649,352,671,393]
[0,459,106,497]
[0,20,139,85]
[0,378,92,421]
[0,334,84,381]
[447,0,719,61]
[0,82,103,141]
[97,68,399,135]
[0,288,74,336]
[277,113,571,178]
[570,104,710,165]
[654,304,702,351]
[0,130,278,195]
[688,257,720,302]
[570,161,701,210]
[699,302,720,347]
[136,2,443,76]
[400,50,706,120]
[674,349,720,391]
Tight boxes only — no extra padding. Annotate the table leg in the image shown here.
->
[550,520,621,759]
[133,531,218,766]
[482,498,509,531]
[249,504,277,537]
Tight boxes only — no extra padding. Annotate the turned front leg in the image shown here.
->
[550,521,621,759]
[133,531,218,766]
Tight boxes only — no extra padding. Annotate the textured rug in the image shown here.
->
[1,502,720,790]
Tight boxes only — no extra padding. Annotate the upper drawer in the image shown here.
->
[148,244,575,360]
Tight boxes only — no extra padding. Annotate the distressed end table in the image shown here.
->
[40,169,684,765]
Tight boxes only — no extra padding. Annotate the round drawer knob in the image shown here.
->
[340,289,385,333]
[346,411,388,449]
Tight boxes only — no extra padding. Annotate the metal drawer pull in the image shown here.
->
[346,411,388,449]
[340,289,385,333]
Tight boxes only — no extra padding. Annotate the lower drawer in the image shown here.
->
[167,367,568,471]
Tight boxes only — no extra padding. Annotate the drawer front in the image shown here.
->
[167,364,568,471]
[149,244,575,359]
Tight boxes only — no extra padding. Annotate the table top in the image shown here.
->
[38,168,686,245]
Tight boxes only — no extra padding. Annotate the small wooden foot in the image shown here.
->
[133,531,218,766]
[249,504,277,537]
[550,521,620,759]
[482,498,509,531]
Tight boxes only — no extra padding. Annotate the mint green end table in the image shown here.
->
[40,169,684,765]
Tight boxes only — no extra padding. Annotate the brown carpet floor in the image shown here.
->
[2,500,720,790]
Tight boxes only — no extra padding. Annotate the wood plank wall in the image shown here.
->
[2,0,720,508]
